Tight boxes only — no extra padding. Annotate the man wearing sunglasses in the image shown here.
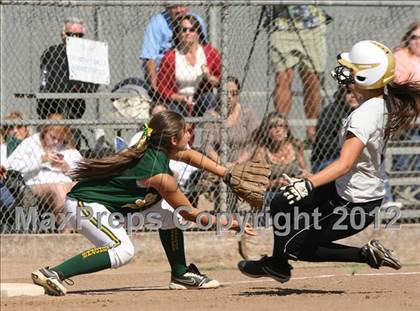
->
[139,5,208,100]
[38,17,99,122]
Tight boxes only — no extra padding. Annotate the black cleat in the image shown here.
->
[361,240,402,270]
[237,255,292,283]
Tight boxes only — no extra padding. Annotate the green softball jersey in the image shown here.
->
[67,147,172,215]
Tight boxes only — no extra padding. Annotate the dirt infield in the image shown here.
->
[2,256,420,311]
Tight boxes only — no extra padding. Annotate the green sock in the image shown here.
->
[51,245,112,279]
[159,228,188,277]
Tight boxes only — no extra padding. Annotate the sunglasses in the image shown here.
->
[181,27,196,33]
[5,125,26,131]
[410,34,420,41]
[65,32,84,38]
[269,123,285,129]
[227,90,239,96]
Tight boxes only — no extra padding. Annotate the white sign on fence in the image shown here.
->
[66,37,110,85]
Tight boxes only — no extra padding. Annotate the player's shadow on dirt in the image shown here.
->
[69,286,168,295]
[239,287,345,297]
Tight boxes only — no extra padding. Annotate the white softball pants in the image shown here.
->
[64,197,181,269]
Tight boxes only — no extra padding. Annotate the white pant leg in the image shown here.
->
[64,197,135,268]
[139,200,183,230]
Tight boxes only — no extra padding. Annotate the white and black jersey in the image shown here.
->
[335,97,388,203]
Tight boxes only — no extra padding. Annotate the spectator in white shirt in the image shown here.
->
[7,114,82,217]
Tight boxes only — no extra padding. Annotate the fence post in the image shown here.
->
[218,3,228,213]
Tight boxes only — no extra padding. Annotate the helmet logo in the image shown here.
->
[355,63,380,69]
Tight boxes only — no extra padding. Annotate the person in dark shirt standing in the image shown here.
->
[311,85,359,172]
[37,17,99,120]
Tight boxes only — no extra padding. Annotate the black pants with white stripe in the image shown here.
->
[269,182,383,263]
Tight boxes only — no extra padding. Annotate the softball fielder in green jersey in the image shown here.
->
[31,111,255,296]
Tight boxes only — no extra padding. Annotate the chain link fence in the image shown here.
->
[1,1,419,233]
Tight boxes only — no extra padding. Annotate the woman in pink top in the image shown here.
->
[157,15,221,117]
[394,21,420,83]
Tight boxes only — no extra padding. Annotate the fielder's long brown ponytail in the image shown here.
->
[70,111,185,180]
